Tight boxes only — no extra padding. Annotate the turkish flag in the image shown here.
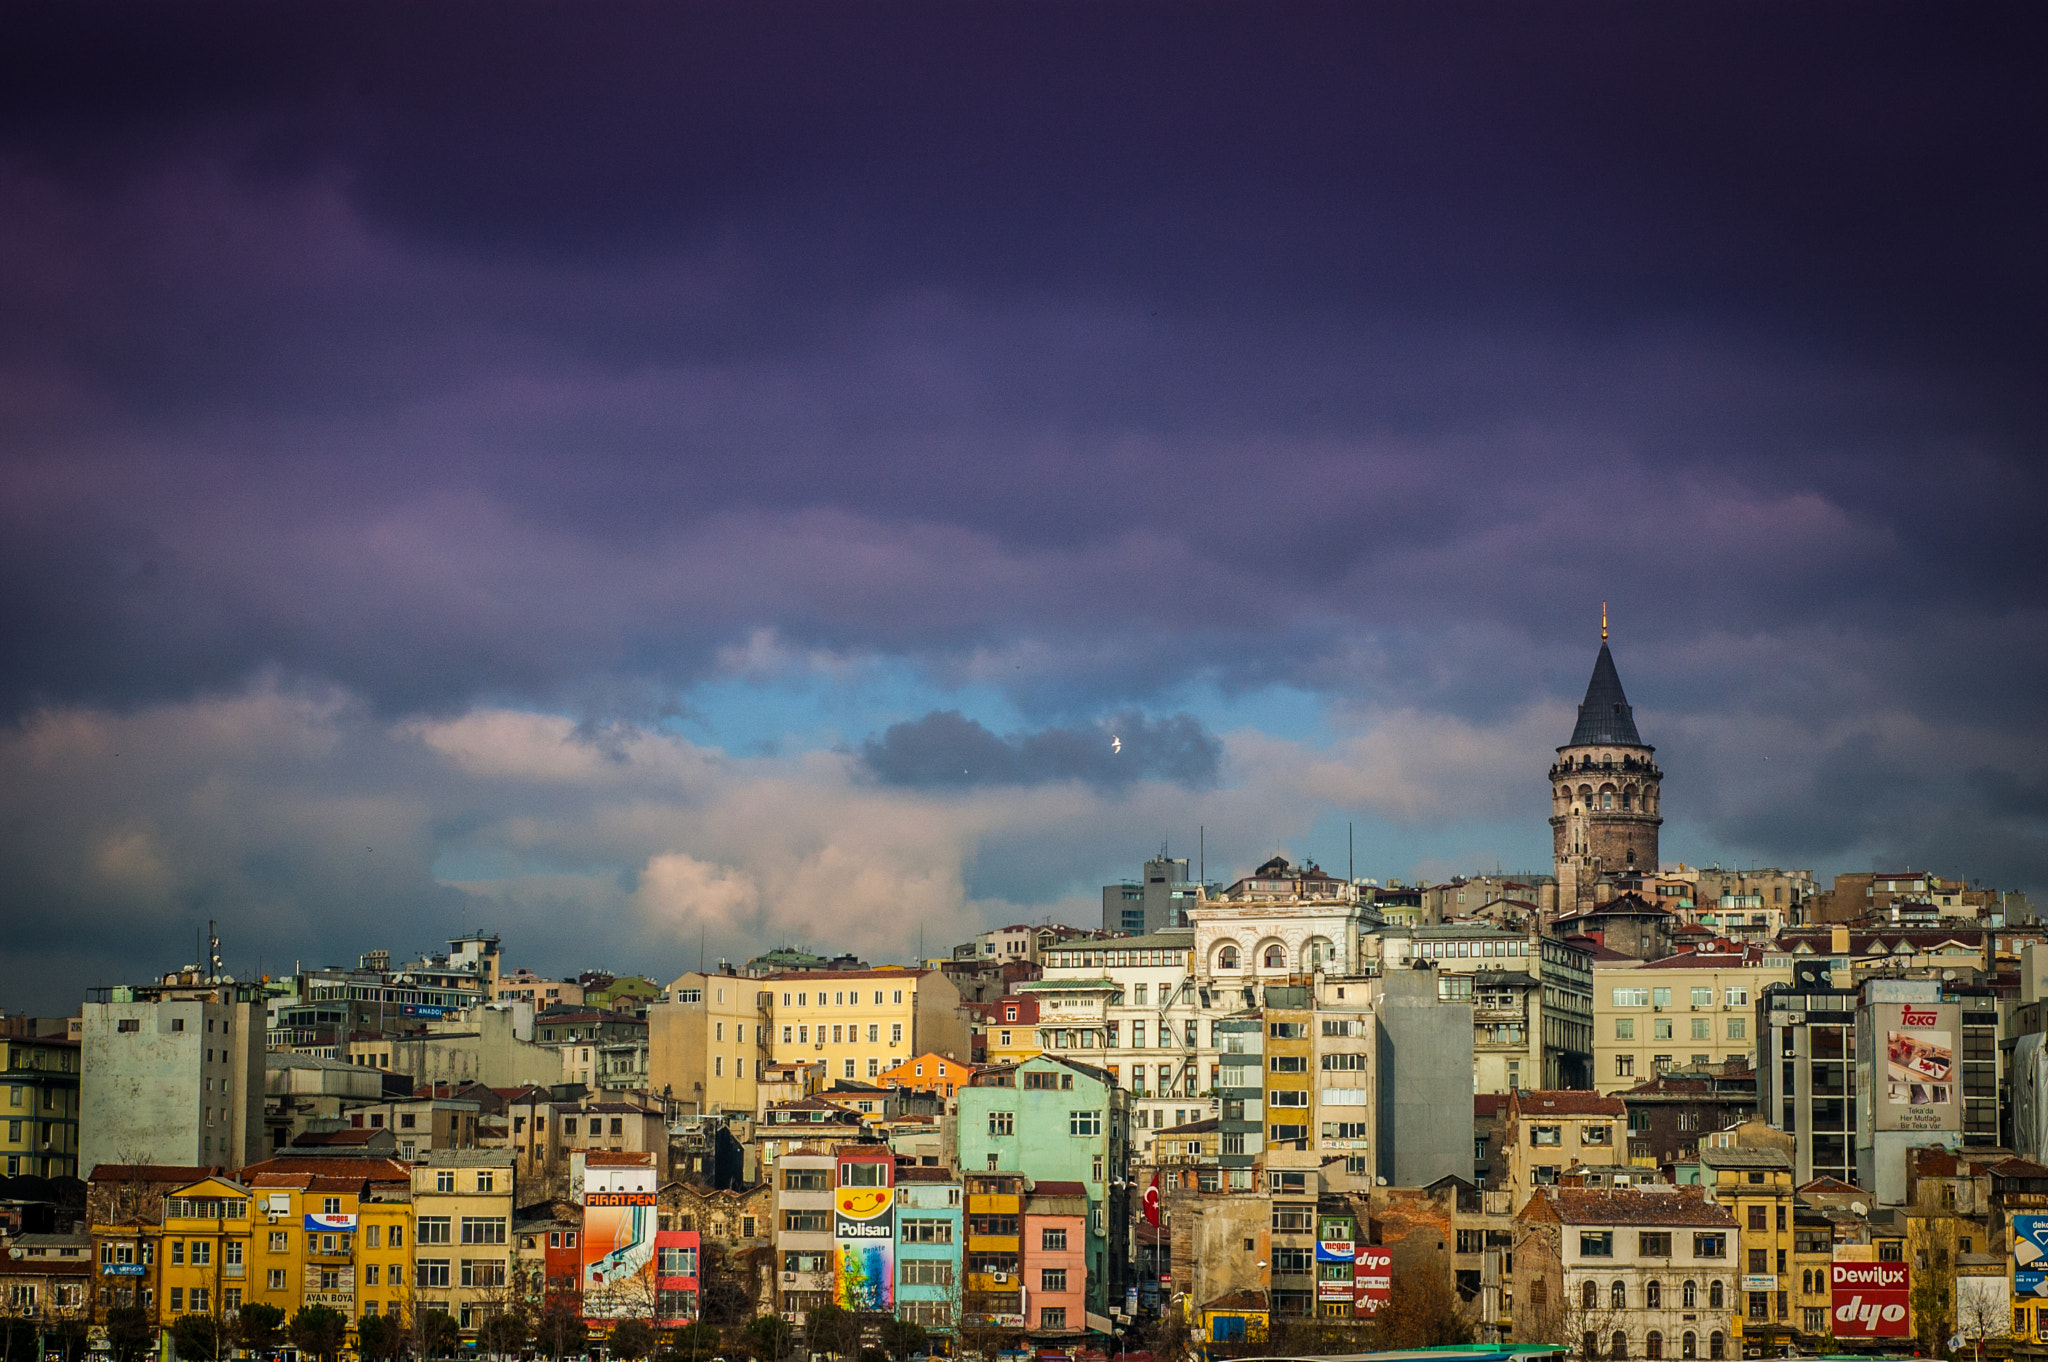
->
[1143,1174,1161,1226]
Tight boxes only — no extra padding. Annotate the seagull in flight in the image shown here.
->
[1111,735,1122,754]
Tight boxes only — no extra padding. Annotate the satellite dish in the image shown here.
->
[1377,1176,1389,1186]
[1851,1202,1868,1215]
[1943,969,1957,980]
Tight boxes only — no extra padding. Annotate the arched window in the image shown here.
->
[1583,1281,1600,1310]
[1603,792,1614,809]
[1646,1332,1663,1360]
[1583,1332,1601,1360]
[1645,1280,1661,1309]
[1263,944,1286,970]
[1708,1333,1725,1361]
[1708,1280,1724,1310]
[1218,945,1239,970]
[1682,1280,1696,1308]
[1800,1269,1812,1294]
[1612,1281,1627,1310]
[1681,1334,1696,1361]
[1611,1333,1629,1360]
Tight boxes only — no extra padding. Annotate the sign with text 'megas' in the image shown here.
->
[1832,1262,1910,1337]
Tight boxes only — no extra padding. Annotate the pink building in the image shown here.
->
[1022,1182,1087,1338]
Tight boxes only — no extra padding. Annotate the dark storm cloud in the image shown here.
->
[860,710,1222,790]
[0,2,2044,1003]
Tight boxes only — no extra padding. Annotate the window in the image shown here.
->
[657,1246,698,1276]
[1611,1333,1628,1359]
[783,1211,830,1232]
[1582,1124,1612,1146]
[1611,1281,1627,1309]
[1726,987,1748,1007]
[1041,1268,1068,1292]
[900,1259,952,1286]
[783,1169,828,1190]
[1579,1232,1614,1257]
[268,1269,287,1290]
[989,1112,1015,1136]
[1726,1018,1745,1040]
[434,1170,455,1192]
[461,1259,506,1288]
[1640,1232,1671,1256]
[1691,1018,1711,1040]
[1532,1125,1562,1146]
[1069,1110,1102,1136]
[417,1259,450,1288]
[417,1216,452,1244]
[390,1224,404,1248]
[1646,1281,1662,1308]
[1708,1333,1725,1360]
[1271,1205,1315,1232]
[1646,1332,1663,1360]
[1616,1055,1635,1077]
[1273,1247,1314,1273]
[1693,1234,1725,1258]
[461,1217,507,1244]
[268,1232,287,1253]
[1708,1280,1725,1308]
[899,1218,953,1245]
[1654,1019,1674,1039]
[1041,1307,1068,1330]
[1614,988,1648,1008]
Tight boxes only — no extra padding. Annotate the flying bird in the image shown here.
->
[1111,735,1122,754]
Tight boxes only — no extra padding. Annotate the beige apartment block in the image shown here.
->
[1502,1090,1628,1211]
[1594,947,1788,1094]
[409,1149,516,1340]
[648,971,769,1118]
[763,969,969,1081]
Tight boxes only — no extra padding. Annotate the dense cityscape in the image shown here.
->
[4,639,2041,1362]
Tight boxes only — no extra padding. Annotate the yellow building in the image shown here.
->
[409,1149,516,1338]
[981,999,1043,1068]
[3,1033,81,1178]
[157,1177,254,1322]
[1262,992,1313,1152]
[240,1172,417,1330]
[963,1170,1024,1327]
[648,971,769,1117]
[1593,947,1788,1093]
[763,969,970,1082]
[1700,1147,1797,1351]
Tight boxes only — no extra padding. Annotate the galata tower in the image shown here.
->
[1550,608,1662,912]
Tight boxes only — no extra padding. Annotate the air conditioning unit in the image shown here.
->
[783,1272,798,1282]
[992,1273,1009,1283]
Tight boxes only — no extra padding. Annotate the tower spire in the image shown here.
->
[1601,601,1608,641]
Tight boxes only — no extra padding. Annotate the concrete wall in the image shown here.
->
[80,992,263,1176]
[386,1006,561,1090]
[913,972,972,1063]
[1373,967,1474,1188]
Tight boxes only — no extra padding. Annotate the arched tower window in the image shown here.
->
[1218,945,1239,971]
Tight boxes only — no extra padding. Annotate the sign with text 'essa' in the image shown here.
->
[2015,1215,2048,1296]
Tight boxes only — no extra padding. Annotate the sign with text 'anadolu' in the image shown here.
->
[1832,1261,1910,1337]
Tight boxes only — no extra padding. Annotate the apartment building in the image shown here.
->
[981,997,1043,1069]
[962,1170,1026,1330]
[1021,1182,1087,1336]
[1212,1013,1263,1189]
[954,1056,1129,1315]
[232,1171,413,1330]
[764,969,971,1081]
[1502,1091,1628,1210]
[1370,926,1595,1091]
[1037,932,1205,1138]
[893,1166,963,1335]
[1697,1148,1799,1353]
[648,971,769,1118]
[877,1053,974,1101]
[410,1150,516,1338]
[1262,986,1314,1152]
[770,1146,835,1321]
[1594,946,1786,1093]
[81,979,266,1175]
[2,1033,80,1177]
[1512,1186,1740,1361]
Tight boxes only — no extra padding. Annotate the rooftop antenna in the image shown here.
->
[1199,825,1204,885]
[1348,823,1354,884]
[1602,601,1609,641]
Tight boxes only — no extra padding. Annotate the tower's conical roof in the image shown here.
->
[1567,642,1646,747]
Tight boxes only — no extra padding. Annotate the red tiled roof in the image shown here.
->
[88,1164,222,1183]
[237,1157,411,1183]
[1797,1176,1868,1195]
[1510,1090,1627,1118]
[293,1129,385,1146]
[582,1151,654,1166]
[1474,1095,1505,1117]
[1029,1180,1088,1198]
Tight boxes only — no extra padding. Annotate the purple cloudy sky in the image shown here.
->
[2,3,2044,1009]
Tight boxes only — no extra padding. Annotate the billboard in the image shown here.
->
[303,1212,357,1232]
[1353,1246,1392,1316]
[1832,1261,1910,1337]
[1316,1239,1354,1264]
[1879,1003,1959,1132]
[2016,1215,2048,1297]
[583,1191,659,1319]
[835,1179,893,1310]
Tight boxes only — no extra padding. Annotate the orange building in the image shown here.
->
[877,1053,973,1101]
